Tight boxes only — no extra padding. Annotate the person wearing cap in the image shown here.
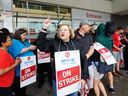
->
[74,20,94,95]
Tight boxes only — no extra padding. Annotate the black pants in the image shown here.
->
[0,87,12,96]
[12,77,27,96]
[37,63,52,86]
[123,50,128,70]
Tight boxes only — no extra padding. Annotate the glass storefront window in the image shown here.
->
[0,11,3,28]
[13,0,72,39]
[28,3,41,10]
[41,4,57,12]
[13,1,26,8]
[60,7,71,14]
[13,12,28,30]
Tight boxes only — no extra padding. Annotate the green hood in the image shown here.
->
[96,23,105,36]
[96,23,113,52]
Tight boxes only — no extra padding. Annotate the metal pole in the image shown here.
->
[57,0,60,23]
[26,0,30,42]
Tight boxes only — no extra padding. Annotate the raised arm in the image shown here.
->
[36,17,52,52]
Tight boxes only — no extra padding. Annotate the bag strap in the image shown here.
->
[91,61,98,67]
[58,41,61,52]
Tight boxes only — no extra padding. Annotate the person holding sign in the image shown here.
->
[0,33,21,96]
[8,28,36,96]
[74,20,94,95]
[37,18,87,96]
[90,24,109,96]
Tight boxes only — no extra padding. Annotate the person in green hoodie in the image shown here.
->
[96,23,114,53]
[96,22,116,94]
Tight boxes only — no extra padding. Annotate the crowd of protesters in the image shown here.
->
[0,17,128,96]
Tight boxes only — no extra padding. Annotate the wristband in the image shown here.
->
[42,28,47,32]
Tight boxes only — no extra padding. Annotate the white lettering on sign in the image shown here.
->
[25,68,31,74]
[58,75,79,88]
[62,70,71,78]
[21,71,35,81]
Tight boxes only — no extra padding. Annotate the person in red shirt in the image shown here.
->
[0,32,21,96]
[112,26,125,77]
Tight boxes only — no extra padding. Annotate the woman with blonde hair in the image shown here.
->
[36,18,89,96]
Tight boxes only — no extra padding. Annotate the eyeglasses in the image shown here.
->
[58,29,69,32]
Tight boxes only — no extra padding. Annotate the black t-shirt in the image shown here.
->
[89,50,100,61]
[121,32,128,51]
[75,31,93,55]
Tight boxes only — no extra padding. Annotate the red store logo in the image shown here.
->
[86,13,102,19]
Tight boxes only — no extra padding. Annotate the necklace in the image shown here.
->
[0,47,7,51]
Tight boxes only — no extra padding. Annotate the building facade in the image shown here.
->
[0,0,128,39]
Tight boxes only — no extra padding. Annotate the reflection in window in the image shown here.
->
[28,3,41,10]
[13,1,26,8]
[41,4,57,12]
[12,0,72,39]
[60,7,71,14]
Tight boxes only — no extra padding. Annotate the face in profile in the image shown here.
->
[58,25,70,42]
[21,32,27,42]
[81,24,91,33]
[119,29,124,34]
[1,36,12,47]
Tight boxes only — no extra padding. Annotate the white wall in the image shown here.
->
[112,0,128,13]
[72,8,111,29]
[0,0,2,10]
[2,0,13,32]
[33,0,112,13]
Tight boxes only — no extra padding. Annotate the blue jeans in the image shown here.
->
[52,79,78,96]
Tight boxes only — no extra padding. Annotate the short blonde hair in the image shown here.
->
[57,24,75,39]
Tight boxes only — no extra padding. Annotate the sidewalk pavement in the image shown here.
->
[26,69,128,96]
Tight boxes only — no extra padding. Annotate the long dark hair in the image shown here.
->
[13,28,27,41]
[0,32,11,47]
[0,28,10,35]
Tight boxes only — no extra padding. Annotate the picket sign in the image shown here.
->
[55,50,81,96]
[20,55,36,88]
[37,49,50,64]
[94,42,116,65]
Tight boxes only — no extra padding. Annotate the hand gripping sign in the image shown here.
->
[20,55,36,88]
[55,50,81,96]
[94,42,116,65]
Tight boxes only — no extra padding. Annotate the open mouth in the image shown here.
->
[61,33,65,37]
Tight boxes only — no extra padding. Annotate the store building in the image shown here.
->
[0,0,128,39]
